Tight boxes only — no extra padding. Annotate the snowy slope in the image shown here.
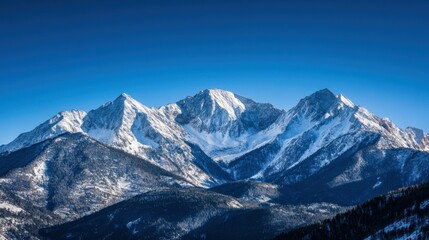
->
[227,89,429,183]
[80,94,219,186]
[176,89,284,163]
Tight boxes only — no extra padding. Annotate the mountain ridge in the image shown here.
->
[1,88,428,188]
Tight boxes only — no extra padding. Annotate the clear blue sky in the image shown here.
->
[1,0,429,144]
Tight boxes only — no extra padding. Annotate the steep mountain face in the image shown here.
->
[0,133,190,238]
[176,89,284,163]
[40,188,344,240]
[406,127,429,152]
[275,183,429,240]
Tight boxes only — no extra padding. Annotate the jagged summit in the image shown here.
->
[119,92,132,98]
[176,88,281,128]
[113,93,146,107]
[292,89,341,120]
[110,92,145,108]
[312,88,336,98]
[297,88,355,108]
[296,88,336,108]
[175,88,283,163]
[176,89,247,125]
[290,88,358,121]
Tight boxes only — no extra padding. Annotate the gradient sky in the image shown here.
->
[1,0,429,144]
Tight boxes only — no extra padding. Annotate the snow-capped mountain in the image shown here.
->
[0,89,284,186]
[80,93,220,186]
[1,88,429,239]
[1,88,428,191]
[176,89,284,163]
[1,92,232,186]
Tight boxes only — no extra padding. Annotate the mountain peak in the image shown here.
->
[114,93,137,103]
[204,88,234,96]
[120,92,131,98]
[204,89,246,113]
[177,89,246,123]
[293,89,338,117]
[300,88,338,108]
[310,88,336,99]
[198,88,243,103]
[289,89,358,123]
[109,93,150,113]
[82,93,150,138]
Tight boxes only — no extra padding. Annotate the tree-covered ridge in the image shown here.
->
[274,182,429,240]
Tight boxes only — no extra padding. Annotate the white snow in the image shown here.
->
[207,89,246,119]
[384,218,412,232]
[298,113,353,167]
[366,215,429,240]
[227,199,243,208]
[0,110,86,153]
[338,94,355,108]
[86,129,116,144]
[0,202,24,213]
[373,178,382,189]
[179,89,284,163]
[183,119,284,163]
[32,158,49,193]
[132,128,160,149]
[126,217,142,234]
[420,200,429,209]
[116,176,132,192]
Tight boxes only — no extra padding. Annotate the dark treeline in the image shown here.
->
[274,182,429,240]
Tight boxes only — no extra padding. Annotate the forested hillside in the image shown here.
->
[275,183,429,240]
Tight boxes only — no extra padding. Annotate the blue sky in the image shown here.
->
[1,0,429,144]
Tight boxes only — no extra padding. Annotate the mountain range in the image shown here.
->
[0,88,428,239]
